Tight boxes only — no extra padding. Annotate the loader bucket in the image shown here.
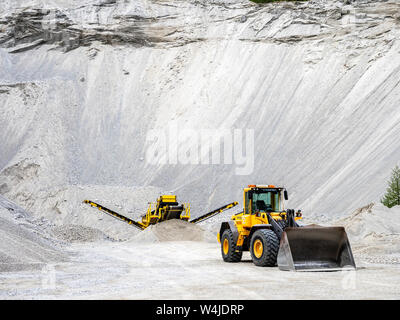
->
[277,226,356,271]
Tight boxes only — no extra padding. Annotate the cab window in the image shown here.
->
[244,191,251,214]
[252,191,279,213]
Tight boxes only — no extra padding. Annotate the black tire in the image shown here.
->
[221,229,242,262]
[276,219,287,231]
[250,229,279,267]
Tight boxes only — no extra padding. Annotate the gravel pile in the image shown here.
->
[51,224,113,243]
[131,219,215,243]
[0,195,67,272]
[335,203,400,244]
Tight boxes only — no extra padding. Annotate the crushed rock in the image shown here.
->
[0,196,67,272]
[51,224,113,243]
[334,203,400,266]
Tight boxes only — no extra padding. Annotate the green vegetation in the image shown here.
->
[381,165,400,208]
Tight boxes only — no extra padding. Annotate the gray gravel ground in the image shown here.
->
[0,240,399,300]
[0,196,399,299]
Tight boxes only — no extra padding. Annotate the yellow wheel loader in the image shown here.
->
[218,185,356,271]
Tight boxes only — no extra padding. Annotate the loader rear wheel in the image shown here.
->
[250,229,279,267]
[221,229,242,262]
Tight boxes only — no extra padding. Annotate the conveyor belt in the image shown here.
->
[84,199,238,230]
[190,202,238,224]
[83,200,145,230]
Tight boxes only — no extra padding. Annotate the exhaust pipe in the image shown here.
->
[277,225,356,271]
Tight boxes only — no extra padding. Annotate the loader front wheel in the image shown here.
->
[250,229,279,267]
[277,220,287,231]
[221,229,242,262]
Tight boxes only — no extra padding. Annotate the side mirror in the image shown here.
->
[284,190,288,200]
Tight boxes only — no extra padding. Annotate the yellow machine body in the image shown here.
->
[84,195,190,231]
[140,195,191,229]
[84,196,237,231]
[218,185,301,248]
[218,185,356,271]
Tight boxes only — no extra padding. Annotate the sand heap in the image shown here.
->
[131,219,215,243]
[333,203,400,265]
[335,203,400,244]
[0,195,67,272]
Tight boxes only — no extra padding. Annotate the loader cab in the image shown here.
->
[244,185,285,215]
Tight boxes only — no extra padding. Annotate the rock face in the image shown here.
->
[0,0,400,227]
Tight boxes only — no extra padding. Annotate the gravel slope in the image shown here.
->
[0,195,67,272]
[0,0,399,225]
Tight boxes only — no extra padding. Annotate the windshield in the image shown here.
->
[251,190,280,213]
